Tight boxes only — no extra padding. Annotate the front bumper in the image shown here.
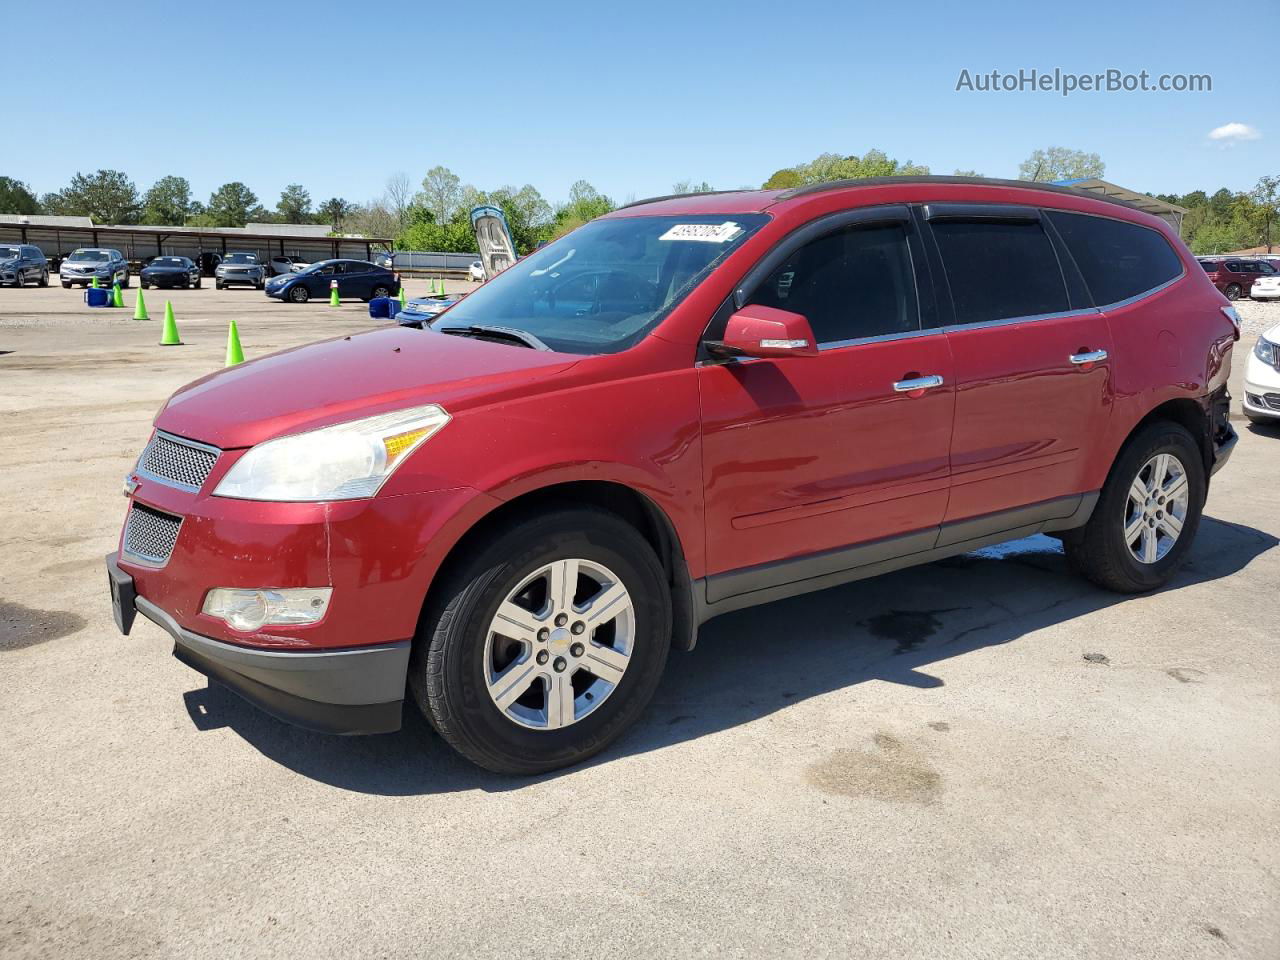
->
[142,275,194,287]
[107,552,410,734]
[1243,352,1280,419]
[265,284,289,299]
[217,273,264,286]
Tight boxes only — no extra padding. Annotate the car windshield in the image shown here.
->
[224,253,258,264]
[0,246,19,258]
[433,214,768,354]
[70,250,110,262]
[152,257,186,267]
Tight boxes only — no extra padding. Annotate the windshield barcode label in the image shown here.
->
[658,222,742,243]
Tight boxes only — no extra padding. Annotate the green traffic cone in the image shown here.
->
[112,282,123,308]
[133,287,149,321]
[329,282,340,307]
[159,301,182,346]
[91,276,99,289]
[225,320,244,366]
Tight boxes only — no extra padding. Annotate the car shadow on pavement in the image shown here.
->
[181,515,1276,795]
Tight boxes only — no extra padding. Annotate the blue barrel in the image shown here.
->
[84,287,111,307]
[368,296,393,319]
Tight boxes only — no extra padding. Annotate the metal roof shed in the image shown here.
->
[1051,179,1189,234]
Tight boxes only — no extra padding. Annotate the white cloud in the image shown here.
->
[1208,122,1261,142]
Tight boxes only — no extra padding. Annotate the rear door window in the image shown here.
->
[930,220,1068,325]
[1048,211,1184,306]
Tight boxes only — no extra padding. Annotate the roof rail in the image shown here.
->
[774,175,1144,212]
[618,189,751,209]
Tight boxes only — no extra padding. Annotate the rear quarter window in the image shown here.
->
[1048,211,1184,306]
[930,220,1069,325]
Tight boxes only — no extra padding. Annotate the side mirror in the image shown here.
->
[706,305,819,360]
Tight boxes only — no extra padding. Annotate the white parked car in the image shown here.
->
[1244,323,1280,424]
[1251,274,1280,300]
[468,259,485,282]
[269,255,311,276]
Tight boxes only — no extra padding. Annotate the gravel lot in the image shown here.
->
[1,284,1277,959]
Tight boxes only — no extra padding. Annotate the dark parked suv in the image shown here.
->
[108,177,1238,774]
[1199,257,1277,300]
[0,244,49,287]
[264,259,398,303]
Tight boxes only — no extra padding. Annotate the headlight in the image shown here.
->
[203,587,332,632]
[213,404,451,501]
[1256,336,1278,368]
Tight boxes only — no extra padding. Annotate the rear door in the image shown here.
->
[698,207,955,596]
[923,204,1114,527]
[336,261,367,297]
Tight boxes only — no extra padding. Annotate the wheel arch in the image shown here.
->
[1119,396,1212,477]
[422,480,699,653]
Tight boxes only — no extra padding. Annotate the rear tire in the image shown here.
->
[1225,283,1242,300]
[410,507,671,774]
[371,285,392,300]
[1064,421,1205,593]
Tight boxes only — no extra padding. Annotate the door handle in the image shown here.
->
[1070,349,1108,365]
[892,375,944,393]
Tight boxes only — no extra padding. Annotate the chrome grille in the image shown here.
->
[124,504,182,564]
[140,432,219,490]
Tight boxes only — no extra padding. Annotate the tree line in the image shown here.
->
[2,150,1275,255]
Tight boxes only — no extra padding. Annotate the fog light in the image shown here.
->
[202,587,332,632]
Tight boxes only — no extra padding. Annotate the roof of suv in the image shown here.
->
[612,176,1149,217]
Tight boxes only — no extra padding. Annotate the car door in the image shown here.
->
[922,204,1114,529]
[698,207,955,600]
[309,262,337,296]
[336,261,365,297]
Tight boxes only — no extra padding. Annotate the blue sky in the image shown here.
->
[11,0,1274,210]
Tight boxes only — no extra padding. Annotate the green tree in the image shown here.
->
[1250,175,1278,252]
[205,182,259,227]
[0,176,40,214]
[140,175,194,225]
[317,197,356,233]
[1017,147,1104,182]
[419,166,463,225]
[43,169,140,223]
[276,183,313,224]
[762,168,803,189]
[671,180,714,194]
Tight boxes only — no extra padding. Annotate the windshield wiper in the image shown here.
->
[438,324,551,351]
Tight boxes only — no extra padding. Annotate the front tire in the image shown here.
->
[194,277,201,289]
[38,270,49,287]
[288,285,310,303]
[61,280,71,288]
[1064,421,1205,593]
[410,507,672,774]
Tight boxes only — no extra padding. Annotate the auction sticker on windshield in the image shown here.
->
[658,222,742,243]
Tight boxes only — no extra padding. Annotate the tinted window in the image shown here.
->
[931,220,1068,324]
[747,223,919,344]
[1048,211,1184,306]
[1258,262,1277,275]
[1200,262,1215,273]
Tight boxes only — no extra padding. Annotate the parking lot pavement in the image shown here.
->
[1,283,1278,959]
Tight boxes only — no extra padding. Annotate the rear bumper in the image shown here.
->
[108,552,409,734]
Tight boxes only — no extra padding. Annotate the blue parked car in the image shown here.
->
[394,294,461,328]
[265,259,398,303]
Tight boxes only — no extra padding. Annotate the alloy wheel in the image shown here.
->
[483,558,634,730]
[1124,452,1190,564]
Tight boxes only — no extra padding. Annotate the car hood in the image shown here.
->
[155,326,580,449]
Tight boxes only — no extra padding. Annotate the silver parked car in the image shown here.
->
[215,251,267,289]
[60,248,129,288]
[0,244,49,287]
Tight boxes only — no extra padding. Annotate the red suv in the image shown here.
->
[106,177,1239,774]
[1199,257,1278,300]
